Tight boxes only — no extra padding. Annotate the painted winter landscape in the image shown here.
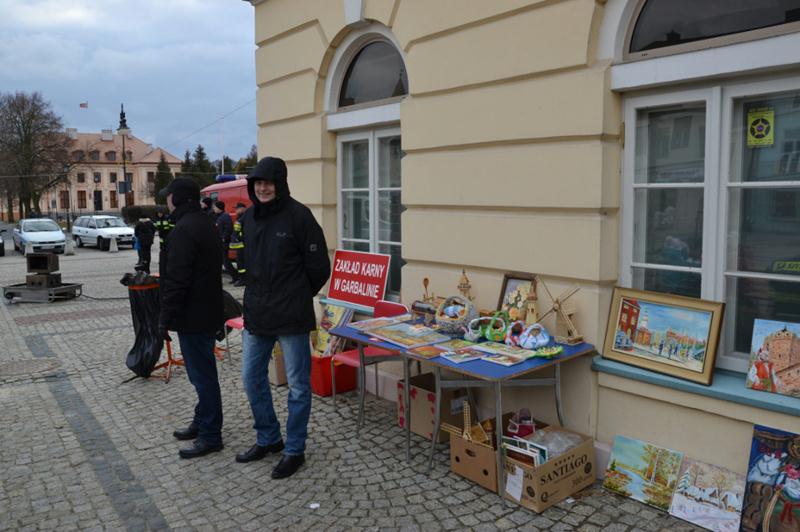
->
[669,458,744,532]
[603,435,684,511]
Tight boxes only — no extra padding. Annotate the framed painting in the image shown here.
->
[602,287,724,385]
[497,272,536,321]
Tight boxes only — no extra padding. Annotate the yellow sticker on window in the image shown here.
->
[747,108,774,147]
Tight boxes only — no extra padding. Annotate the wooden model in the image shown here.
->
[462,402,490,445]
[537,279,584,345]
[524,276,540,326]
[457,269,474,301]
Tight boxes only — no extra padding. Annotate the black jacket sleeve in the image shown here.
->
[159,226,196,330]
[300,210,330,296]
[217,213,233,242]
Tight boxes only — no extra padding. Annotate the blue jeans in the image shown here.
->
[178,332,223,446]
[242,331,311,455]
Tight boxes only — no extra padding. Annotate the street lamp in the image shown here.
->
[117,104,131,208]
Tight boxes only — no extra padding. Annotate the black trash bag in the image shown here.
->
[120,271,164,378]
[216,289,243,342]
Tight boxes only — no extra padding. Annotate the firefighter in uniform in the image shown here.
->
[153,209,175,271]
[230,202,247,287]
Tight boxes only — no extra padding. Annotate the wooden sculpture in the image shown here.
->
[537,279,583,345]
[524,276,540,326]
[457,269,474,301]
[462,402,490,445]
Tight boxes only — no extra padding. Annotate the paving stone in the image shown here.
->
[0,248,706,531]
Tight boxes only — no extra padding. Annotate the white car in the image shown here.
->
[72,215,135,251]
[12,218,67,255]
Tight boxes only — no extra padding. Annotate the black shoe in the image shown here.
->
[173,426,199,441]
[178,440,223,459]
[235,441,284,463]
[271,453,305,479]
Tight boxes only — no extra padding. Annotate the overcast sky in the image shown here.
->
[0,0,257,166]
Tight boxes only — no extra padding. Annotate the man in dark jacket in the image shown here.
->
[201,196,215,219]
[213,200,238,284]
[158,178,225,459]
[134,216,156,273]
[230,202,247,287]
[236,156,330,479]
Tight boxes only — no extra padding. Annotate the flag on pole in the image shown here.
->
[79,101,88,109]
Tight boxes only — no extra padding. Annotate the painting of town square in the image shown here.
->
[668,458,745,532]
[603,435,684,511]
[746,319,800,399]
[740,424,800,532]
[603,287,724,384]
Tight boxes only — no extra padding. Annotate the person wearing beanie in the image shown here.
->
[212,200,238,284]
[236,156,330,479]
[157,177,225,459]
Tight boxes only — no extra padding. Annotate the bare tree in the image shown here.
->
[0,92,73,220]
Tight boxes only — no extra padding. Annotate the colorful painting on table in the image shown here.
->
[740,424,800,532]
[313,304,354,355]
[611,297,712,373]
[746,319,800,399]
[603,435,683,511]
[668,458,744,532]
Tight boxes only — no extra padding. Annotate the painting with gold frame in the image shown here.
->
[497,272,536,321]
[602,287,724,385]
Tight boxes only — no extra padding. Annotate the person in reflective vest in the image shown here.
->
[230,202,247,287]
[153,209,175,251]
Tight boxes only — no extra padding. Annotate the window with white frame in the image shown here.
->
[622,78,800,372]
[338,129,403,295]
[329,28,408,298]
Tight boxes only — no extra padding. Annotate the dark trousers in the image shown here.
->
[235,248,245,274]
[221,243,238,282]
[137,243,152,271]
[177,332,223,446]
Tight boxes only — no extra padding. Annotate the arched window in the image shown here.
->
[627,0,800,59]
[338,41,407,108]
[328,26,407,297]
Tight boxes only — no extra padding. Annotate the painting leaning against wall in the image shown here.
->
[602,287,724,385]
[669,457,745,532]
[746,319,800,399]
[603,435,684,511]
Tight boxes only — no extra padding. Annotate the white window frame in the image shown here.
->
[621,74,800,372]
[336,126,402,255]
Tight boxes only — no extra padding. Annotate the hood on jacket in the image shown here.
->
[247,157,290,216]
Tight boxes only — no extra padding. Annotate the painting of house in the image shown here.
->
[746,319,800,398]
[669,458,744,532]
[741,425,800,532]
[603,435,683,511]
[611,297,711,373]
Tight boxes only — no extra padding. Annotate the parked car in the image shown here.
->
[12,218,67,255]
[71,215,135,250]
[0,228,6,257]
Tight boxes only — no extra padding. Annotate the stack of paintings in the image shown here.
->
[741,425,800,532]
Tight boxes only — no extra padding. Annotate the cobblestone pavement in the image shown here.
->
[0,241,702,531]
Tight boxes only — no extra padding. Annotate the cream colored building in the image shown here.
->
[42,127,181,218]
[244,0,800,474]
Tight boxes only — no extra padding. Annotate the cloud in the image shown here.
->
[0,0,258,161]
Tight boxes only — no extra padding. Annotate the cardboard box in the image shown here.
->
[268,342,287,386]
[503,427,596,513]
[397,372,466,443]
[450,412,529,492]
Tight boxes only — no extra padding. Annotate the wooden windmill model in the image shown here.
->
[537,279,583,345]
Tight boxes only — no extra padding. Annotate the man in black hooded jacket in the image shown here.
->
[236,156,330,479]
[158,178,225,459]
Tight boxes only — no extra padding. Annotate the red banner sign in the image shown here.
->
[327,249,391,309]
